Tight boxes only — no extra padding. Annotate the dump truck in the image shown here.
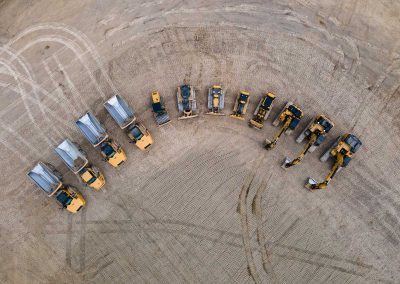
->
[27,162,85,213]
[264,102,303,150]
[206,85,225,115]
[55,139,105,190]
[104,94,153,150]
[305,133,362,190]
[249,93,275,129]
[151,91,171,126]
[76,111,127,167]
[282,114,334,168]
[177,84,198,119]
[230,91,250,120]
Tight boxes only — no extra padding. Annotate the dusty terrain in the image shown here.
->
[0,0,399,283]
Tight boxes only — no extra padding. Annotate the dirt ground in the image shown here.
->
[0,0,399,283]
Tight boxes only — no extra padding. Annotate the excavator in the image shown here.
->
[249,92,275,129]
[206,85,225,115]
[230,91,250,120]
[306,133,362,190]
[282,114,334,168]
[265,102,303,150]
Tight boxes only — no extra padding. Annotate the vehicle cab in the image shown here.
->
[127,123,153,150]
[100,139,127,167]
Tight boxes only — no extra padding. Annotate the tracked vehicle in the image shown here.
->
[230,91,250,120]
[264,102,303,150]
[249,93,275,129]
[177,85,198,119]
[282,114,334,168]
[206,85,225,115]
[306,133,362,190]
[151,91,171,126]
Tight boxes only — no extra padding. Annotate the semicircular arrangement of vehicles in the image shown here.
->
[27,84,362,214]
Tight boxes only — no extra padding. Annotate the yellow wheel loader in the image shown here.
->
[305,133,362,190]
[282,114,334,168]
[230,91,250,120]
[55,139,106,190]
[265,102,303,150]
[27,162,86,213]
[249,92,275,129]
[76,111,127,167]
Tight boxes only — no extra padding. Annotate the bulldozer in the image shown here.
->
[76,111,127,167]
[27,162,86,213]
[206,85,225,115]
[264,102,303,150]
[151,91,171,126]
[305,133,362,190]
[177,85,198,119]
[230,91,250,120]
[55,139,106,190]
[104,95,153,150]
[282,114,334,168]
[249,92,275,129]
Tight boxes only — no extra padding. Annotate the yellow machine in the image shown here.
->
[100,139,127,166]
[249,93,275,129]
[76,111,127,168]
[206,86,225,115]
[265,102,303,150]
[28,162,86,213]
[283,114,334,168]
[306,133,362,190]
[230,91,250,120]
[151,91,171,126]
[79,165,106,190]
[55,139,106,190]
[127,123,153,150]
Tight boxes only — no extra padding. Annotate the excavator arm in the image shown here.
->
[306,154,344,190]
[265,116,292,150]
[284,132,318,168]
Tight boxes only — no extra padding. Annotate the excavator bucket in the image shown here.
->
[55,139,89,174]
[305,177,318,189]
[177,85,198,120]
[104,95,136,129]
[27,162,62,196]
[206,86,225,115]
[76,112,108,147]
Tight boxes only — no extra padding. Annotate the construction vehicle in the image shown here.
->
[55,139,105,190]
[76,111,127,167]
[27,162,85,213]
[151,91,171,126]
[230,91,250,120]
[249,93,275,129]
[206,85,225,115]
[264,102,303,150]
[104,95,153,150]
[282,114,334,168]
[177,85,198,119]
[305,133,362,190]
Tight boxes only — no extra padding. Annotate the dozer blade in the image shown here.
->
[206,111,225,116]
[178,114,199,120]
[249,119,263,130]
[272,101,293,126]
[281,157,292,169]
[230,114,245,120]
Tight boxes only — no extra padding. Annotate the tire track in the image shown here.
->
[252,175,279,283]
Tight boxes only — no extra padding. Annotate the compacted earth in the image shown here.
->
[0,1,399,283]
